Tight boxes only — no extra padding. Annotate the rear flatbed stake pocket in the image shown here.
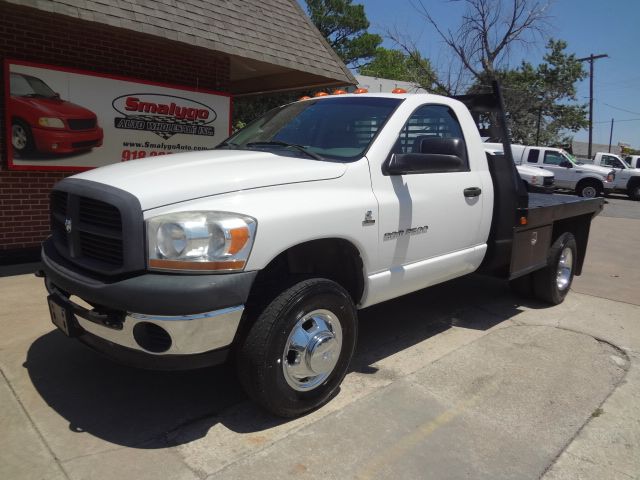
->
[41,82,604,417]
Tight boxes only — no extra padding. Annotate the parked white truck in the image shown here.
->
[484,143,555,192]
[41,85,604,417]
[624,155,640,170]
[588,152,640,200]
[509,145,615,198]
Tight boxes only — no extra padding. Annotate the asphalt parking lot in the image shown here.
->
[1,195,639,480]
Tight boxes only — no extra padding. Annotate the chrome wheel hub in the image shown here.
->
[282,309,342,391]
[556,247,574,291]
[12,124,27,150]
[582,186,597,198]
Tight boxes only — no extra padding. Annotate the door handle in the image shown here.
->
[463,187,482,198]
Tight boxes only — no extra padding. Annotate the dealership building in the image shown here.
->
[0,0,355,263]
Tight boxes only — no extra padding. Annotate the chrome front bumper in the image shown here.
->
[75,306,244,355]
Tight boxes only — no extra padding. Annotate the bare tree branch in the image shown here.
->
[411,0,551,84]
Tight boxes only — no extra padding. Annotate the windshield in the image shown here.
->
[10,73,57,98]
[564,152,580,165]
[219,97,403,161]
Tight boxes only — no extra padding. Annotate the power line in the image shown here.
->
[594,117,640,124]
[601,103,640,116]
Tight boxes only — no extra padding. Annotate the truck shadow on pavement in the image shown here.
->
[24,274,545,449]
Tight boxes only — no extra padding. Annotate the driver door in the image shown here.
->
[539,150,573,188]
[366,103,486,304]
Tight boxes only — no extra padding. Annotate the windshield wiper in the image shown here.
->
[216,141,239,149]
[246,141,325,161]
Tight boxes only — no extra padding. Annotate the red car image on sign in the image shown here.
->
[9,72,104,157]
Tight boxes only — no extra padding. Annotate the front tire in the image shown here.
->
[576,179,601,198]
[532,233,577,305]
[237,278,357,418]
[11,119,35,156]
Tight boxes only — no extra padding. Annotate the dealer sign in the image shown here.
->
[5,60,231,171]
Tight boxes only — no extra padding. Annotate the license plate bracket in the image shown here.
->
[48,295,80,337]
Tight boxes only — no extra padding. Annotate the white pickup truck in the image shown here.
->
[624,155,640,170]
[484,143,554,192]
[41,85,604,417]
[589,152,640,200]
[510,145,615,198]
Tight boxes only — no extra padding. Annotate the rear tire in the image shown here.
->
[628,183,640,201]
[236,278,357,418]
[532,233,577,305]
[576,179,601,198]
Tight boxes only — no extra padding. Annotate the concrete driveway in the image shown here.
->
[1,196,639,480]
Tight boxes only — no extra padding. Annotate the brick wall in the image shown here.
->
[0,1,231,262]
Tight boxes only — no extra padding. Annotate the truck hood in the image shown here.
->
[576,163,613,176]
[516,164,553,177]
[72,150,347,210]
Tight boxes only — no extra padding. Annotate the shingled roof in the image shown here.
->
[6,0,356,94]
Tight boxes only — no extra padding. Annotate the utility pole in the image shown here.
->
[578,53,608,158]
[608,118,614,153]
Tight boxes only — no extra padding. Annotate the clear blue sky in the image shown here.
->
[301,1,640,149]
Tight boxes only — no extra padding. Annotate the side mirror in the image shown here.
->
[560,160,572,168]
[385,153,463,175]
[384,137,467,175]
[53,92,61,99]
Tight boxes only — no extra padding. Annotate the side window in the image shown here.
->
[391,104,468,171]
[527,149,540,163]
[543,151,565,165]
[602,155,622,168]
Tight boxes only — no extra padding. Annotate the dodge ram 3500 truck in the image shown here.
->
[41,84,604,417]
[588,152,640,200]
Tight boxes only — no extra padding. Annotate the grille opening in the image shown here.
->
[79,231,123,265]
[133,322,172,353]
[72,140,100,149]
[50,190,68,216]
[68,118,97,130]
[79,197,122,230]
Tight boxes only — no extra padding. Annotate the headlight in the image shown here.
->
[38,117,65,128]
[530,176,538,185]
[147,211,256,272]
[606,172,615,182]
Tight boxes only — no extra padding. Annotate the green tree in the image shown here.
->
[502,39,588,145]
[359,47,439,91]
[305,0,382,67]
